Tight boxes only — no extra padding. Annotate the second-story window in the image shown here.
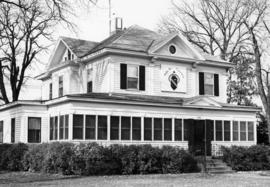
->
[59,76,63,97]
[120,63,145,91]
[49,83,52,100]
[199,72,219,96]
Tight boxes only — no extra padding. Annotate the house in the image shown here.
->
[0,23,260,156]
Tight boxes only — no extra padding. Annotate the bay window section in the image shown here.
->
[132,117,141,141]
[73,114,83,139]
[175,119,182,141]
[164,118,172,141]
[98,116,107,140]
[110,116,119,140]
[28,117,41,143]
[127,65,139,89]
[215,120,222,141]
[144,118,152,141]
[121,117,131,140]
[240,121,246,141]
[86,115,96,140]
[233,121,239,141]
[248,122,254,141]
[224,121,231,141]
[154,118,162,141]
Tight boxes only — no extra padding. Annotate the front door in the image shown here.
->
[185,119,213,156]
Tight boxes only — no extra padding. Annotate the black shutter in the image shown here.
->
[139,65,145,91]
[120,63,127,89]
[214,74,219,96]
[199,72,204,95]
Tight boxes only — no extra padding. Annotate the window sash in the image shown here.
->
[154,118,162,141]
[132,117,141,141]
[175,119,182,141]
[98,116,107,140]
[233,121,239,141]
[215,120,222,141]
[224,121,231,141]
[164,118,172,141]
[121,117,131,140]
[144,118,152,141]
[86,115,96,140]
[248,122,254,141]
[110,116,119,140]
[240,121,246,141]
[127,65,139,89]
[59,115,64,140]
[204,73,214,95]
[11,118,15,143]
[28,117,41,143]
[73,114,83,139]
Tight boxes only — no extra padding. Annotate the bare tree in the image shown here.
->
[0,0,97,104]
[158,0,256,105]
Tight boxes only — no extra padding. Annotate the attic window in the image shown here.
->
[169,45,176,54]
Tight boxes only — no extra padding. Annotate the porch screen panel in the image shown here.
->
[50,117,54,140]
[73,114,83,139]
[86,115,96,139]
[98,116,107,140]
[132,117,141,140]
[64,115,69,139]
[59,115,64,140]
[121,117,130,140]
[110,116,119,140]
[154,118,162,141]
[28,117,41,143]
[233,121,239,141]
[144,118,152,141]
[164,118,172,141]
[224,121,231,141]
[184,119,192,141]
[248,122,254,141]
[175,119,182,141]
[215,120,222,141]
[0,121,3,143]
[240,121,246,141]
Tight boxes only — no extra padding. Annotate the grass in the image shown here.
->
[1,171,270,187]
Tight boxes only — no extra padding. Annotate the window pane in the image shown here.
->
[224,121,231,141]
[59,115,64,140]
[175,119,182,141]
[127,66,138,77]
[204,85,214,95]
[0,121,3,143]
[233,121,239,141]
[110,116,119,140]
[164,118,172,141]
[205,73,214,84]
[154,118,162,141]
[11,118,15,143]
[248,122,254,141]
[144,118,152,141]
[50,117,53,140]
[215,120,222,141]
[121,117,130,140]
[54,117,58,140]
[87,81,93,93]
[28,117,41,143]
[240,121,246,141]
[98,116,107,140]
[65,115,69,140]
[86,115,95,139]
[132,117,141,141]
[73,114,83,139]
[127,77,138,89]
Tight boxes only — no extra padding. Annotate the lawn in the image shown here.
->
[1,171,270,187]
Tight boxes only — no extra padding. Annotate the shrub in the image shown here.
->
[0,143,28,171]
[222,145,270,171]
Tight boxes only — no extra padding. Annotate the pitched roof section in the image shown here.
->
[61,36,98,57]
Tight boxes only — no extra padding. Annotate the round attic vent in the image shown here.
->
[169,45,176,54]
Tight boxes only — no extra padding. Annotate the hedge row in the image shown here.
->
[0,143,199,175]
[222,145,270,171]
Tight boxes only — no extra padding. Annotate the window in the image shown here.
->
[224,121,231,141]
[50,117,53,140]
[98,116,107,140]
[28,117,41,143]
[154,118,162,141]
[175,119,182,141]
[184,120,189,141]
[164,118,172,141]
[87,69,93,93]
[144,118,152,141]
[11,118,15,143]
[132,117,141,140]
[49,83,52,100]
[169,45,176,54]
[54,117,58,140]
[86,115,96,139]
[87,81,92,93]
[127,65,139,89]
[121,117,130,140]
[0,121,3,143]
[215,120,222,141]
[64,115,69,139]
[204,73,214,95]
[59,115,64,140]
[73,114,83,139]
[240,121,246,141]
[233,121,239,141]
[110,116,119,140]
[59,76,63,97]
[248,122,254,141]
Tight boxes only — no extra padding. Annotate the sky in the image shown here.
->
[20,0,173,100]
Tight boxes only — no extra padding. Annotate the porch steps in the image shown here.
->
[196,157,234,174]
